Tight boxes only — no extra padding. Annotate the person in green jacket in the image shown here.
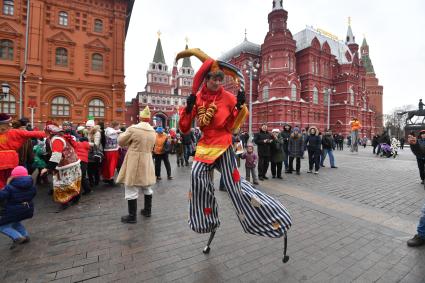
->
[32,139,47,185]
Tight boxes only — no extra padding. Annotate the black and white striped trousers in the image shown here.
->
[189,147,292,238]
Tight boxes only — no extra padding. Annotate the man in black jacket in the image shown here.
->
[321,129,337,168]
[254,124,272,181]
[407,133,425,247]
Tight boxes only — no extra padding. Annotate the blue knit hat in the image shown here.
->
[293,127,300,133]
[156,127,164,133]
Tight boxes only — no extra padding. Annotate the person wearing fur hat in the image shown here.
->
[41,122,81,210]
[0,113,45,189]
[288,127,304,174]
[117,106,156,223]
[153,126,172,180]
[305,126,322,174]
[176,48,291,256]
[0,166,36,249]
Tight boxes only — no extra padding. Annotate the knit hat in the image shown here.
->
[86,120,95,127]
[156,127,164,133]
[0,113,11,124]
[77,126,85,132]
[293,127,300,133]
[139,106,151,120]
[11,166,28,178]
[272,129,280,133]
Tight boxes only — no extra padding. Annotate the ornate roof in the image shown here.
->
[293,26,353,64]
[153,38,166,64]
[218,38,261,62]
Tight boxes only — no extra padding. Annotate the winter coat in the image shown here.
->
[253,130,272,157]
[240,151,258,168]
[182,132,195,145]
[32,144,47,169]
[0,176,36,225]
[116,122,156,187]
[322,134,335,150]
[411,138,425,159]
[288,133,304,157]
[279,124,292,153]
[175,141,184,155]
[76,141,90,163]
[305,126,321,152]
[372,135,379,147]
[270,135,285,163]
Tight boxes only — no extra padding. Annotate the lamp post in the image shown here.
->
[326,88,336,129]
[1,82,10,100]
[244,60,260,141]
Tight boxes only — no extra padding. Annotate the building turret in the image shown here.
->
[176,41,194,96]
[345,17,359,54]
[146,32,172,94]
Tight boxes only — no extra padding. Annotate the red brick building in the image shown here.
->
[220,0,383,137]
[0,0,133,127]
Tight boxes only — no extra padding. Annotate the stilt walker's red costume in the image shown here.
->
[0,113,45,189]
[176,49,292,262]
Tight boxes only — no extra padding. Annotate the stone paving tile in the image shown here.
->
[1,151,425,282]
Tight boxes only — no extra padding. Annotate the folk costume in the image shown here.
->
[102,126,121,183]
[176,49,292,262]
[0,113,45,189]
[45,123,81,208]
[350,118,362,153]
[117,106,157,223]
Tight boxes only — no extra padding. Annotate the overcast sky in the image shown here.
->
[124,0,425,114]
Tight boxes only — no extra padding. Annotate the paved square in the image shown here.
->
[1,147,425,282]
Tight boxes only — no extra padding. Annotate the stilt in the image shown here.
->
[282,232,289,263]
[202,230,216,254]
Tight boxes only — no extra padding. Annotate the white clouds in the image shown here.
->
[125,0,425,113]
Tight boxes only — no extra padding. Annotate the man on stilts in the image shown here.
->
[176,49,292,262]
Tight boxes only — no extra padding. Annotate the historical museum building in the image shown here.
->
[133,0,383,136]
[219,0,383,137]
[0,0,133,127]
[135,36,193,128]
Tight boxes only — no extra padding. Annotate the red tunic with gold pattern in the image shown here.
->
[179,85,239,164]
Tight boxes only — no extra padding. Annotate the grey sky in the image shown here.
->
[125,0,425,114]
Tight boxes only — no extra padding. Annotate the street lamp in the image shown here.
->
[244,59,260,140]
[326,88,336,129]
[1,82,10,100]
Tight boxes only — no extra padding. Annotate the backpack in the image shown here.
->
[88,144,104,164]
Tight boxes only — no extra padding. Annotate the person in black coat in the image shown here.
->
[0,166,36,249]
[372,134,379,154]
[253,124,273,180]
[305,126,322,174]
[279,124,292,172]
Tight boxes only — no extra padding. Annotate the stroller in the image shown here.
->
[379,140,399,158]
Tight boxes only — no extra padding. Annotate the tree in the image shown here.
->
[384,104,414,138]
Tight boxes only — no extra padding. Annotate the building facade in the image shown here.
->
[219,0,383,137]
[0,0,133,127]
[134,37,193,128]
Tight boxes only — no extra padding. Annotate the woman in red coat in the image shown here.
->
[0,113,45,189]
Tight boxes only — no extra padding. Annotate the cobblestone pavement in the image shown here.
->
[1,146,425,283]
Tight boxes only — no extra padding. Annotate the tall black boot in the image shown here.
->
[121,199,137,223]
[140,195,152,217]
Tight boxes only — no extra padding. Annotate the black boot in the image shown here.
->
[121,199,137,223]
[140,195,152,217]
[407,234,425,247]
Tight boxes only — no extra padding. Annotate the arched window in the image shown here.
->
[55,48,68,66]
[0,39,13,60]
[58,11,68,26]
[94,19,103,32]
[350,88,355,105]
[51,96,70,116]
[263,85,269,101]
[313,87,318,104]
[291,84,297,101]
[88,99,105,117]
[91,53,103,71]
[0,93,15,114]
[3,0,14,15]
[323,89,329,106]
